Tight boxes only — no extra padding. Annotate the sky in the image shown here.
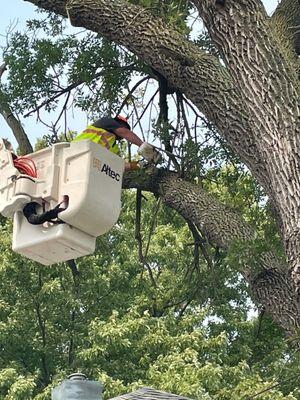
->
[0,0,280,149]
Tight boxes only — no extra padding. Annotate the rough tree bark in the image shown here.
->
[195,0,300,294]
[19,0,300,336]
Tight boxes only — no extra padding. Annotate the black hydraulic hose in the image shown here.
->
[23,202,65,225]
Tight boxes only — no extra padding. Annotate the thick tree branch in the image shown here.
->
[0,64,33,154]
[23,0,272,197]
[0,99,33,154]
[0,95,33,155]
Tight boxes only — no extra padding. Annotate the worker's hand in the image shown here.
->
[125,161,141,171]
[137,142,162,165]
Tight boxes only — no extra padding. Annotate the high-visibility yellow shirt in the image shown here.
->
[73,124,120,155]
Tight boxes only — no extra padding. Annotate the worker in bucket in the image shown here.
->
[73,115,162,170]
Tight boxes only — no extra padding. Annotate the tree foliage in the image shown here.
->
[0,0,300,398]
[0,193,299,399]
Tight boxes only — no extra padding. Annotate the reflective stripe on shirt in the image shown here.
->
[73,125,120,154]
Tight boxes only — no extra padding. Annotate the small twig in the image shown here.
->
[24,63,137,118]
[244,374,298,399]
[144,197,161,259]
[178,91,191,139]
[52,90,71,136]
[24,78,86,118]
[178,298,194,318]
[133,89,159,133]
[135,188,144,262]
[187,222,214,275]
[64,99,68,141]
[128,84,145,137]
[182,95,214,131]
[187,221,201,274]
[135,189,158,288]
[116,75,150,116]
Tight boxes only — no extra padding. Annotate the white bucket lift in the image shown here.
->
[0,139,125,265]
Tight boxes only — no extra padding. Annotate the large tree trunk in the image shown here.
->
[194,0,300,294]
[22,0,300,336]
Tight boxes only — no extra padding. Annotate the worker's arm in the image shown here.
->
[115,127,162,164]
[114,127,143,147]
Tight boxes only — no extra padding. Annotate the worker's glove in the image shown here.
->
[137,142,162,165]
[127,161,140,171]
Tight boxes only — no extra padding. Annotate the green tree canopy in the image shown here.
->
[0,192,299,399]
[0,0,300,398]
